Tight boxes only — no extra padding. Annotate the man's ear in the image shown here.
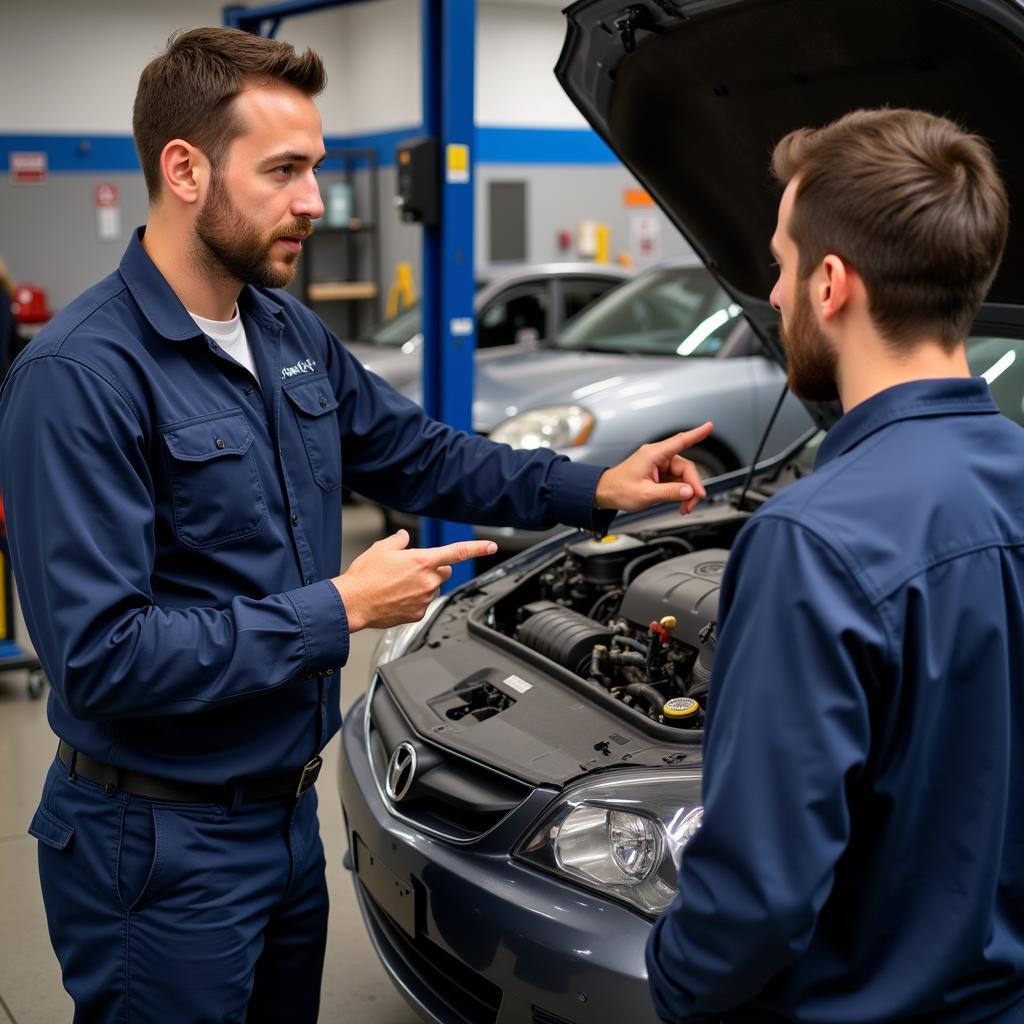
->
[818,254,852,322]
[159,139,209,206]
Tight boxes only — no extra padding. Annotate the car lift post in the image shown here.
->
[224,0,479,590]
[418,0,477,588]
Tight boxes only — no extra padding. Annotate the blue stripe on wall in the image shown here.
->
[0,135,142,173]
[1,125,620,174]
[475,126,618,165]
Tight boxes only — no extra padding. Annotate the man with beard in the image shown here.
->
[0,28,713,1023]
[646,109,1024,1023]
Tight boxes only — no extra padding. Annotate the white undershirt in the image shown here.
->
[189,306,258,381]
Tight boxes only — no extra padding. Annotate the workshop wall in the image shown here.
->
[0,0,691,330]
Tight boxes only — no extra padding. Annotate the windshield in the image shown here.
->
[555,265,741,356]
[365,303,422,346]
[363,279,490,346]
[967,335,1024,427]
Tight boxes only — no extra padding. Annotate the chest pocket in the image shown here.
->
[283,375,341,492]
[160,410,267,549]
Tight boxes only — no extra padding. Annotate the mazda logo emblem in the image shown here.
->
[385,742,417,802]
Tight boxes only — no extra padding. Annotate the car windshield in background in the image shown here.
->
[363,280,489,348]
[968,335,1024,427]
[555,265,741,357]
[364,303,422,347]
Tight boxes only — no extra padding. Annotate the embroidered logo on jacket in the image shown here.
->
[281,358,317,379]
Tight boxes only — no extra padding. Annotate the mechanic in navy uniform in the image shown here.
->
[0,28,714,1024]
[647,109,1024,1023]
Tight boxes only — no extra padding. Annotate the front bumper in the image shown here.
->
[338,691,661,1024]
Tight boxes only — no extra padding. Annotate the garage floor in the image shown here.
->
[0,502,421,1023]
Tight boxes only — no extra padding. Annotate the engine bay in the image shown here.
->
[479,505,753,736]
[375,461,812,784]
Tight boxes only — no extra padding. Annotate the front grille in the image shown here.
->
[360,881,502,1024]
[533,1009,578,1024]
[368,680,533,840]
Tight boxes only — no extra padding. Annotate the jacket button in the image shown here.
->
[244,386,254,396]
[215,438,226,449]
[325,668,334,676]
[292,513,299,525]
[304,576,312,585]
[319,396,327,408]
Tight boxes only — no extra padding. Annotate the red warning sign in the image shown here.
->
[9,152,47,185]
[94,183,119,207]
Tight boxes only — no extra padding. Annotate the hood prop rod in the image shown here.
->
[738,380,791,511]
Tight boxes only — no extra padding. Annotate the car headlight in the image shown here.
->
[514,768,703,917]
[490,405,595,449]
[367,595,447,674]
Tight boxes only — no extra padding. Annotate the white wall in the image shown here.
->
[2,1,224,134]
[0,0,584,135]
[0,0,410,136]
[476,2,588,128]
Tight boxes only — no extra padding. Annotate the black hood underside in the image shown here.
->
[557,0,1024,396]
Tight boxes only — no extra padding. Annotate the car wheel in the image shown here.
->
[686,445,728,481]
[27,669,46,700]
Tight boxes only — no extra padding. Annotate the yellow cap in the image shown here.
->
[659,615,678,630]
[663,697,700,719]
[599,535,619,544]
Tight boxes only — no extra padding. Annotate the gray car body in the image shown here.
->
[344,262,631,392]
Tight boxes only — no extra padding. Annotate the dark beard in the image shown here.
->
[781,282,840,402]
[194,174,311,289]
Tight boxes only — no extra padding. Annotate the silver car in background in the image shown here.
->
[395,259,814,549]
[345,263,631,391]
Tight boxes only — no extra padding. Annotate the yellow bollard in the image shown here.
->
[386,262,417,320]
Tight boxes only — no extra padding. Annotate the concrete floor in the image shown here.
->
[0,502,423,1023]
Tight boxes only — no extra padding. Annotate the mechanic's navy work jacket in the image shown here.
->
[647,379,1024,1023]
[0,230,607,785]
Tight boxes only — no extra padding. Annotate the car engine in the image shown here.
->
[490,532,733,733]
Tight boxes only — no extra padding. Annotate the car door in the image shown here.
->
[476,281,552,354]
[553,275,625,336]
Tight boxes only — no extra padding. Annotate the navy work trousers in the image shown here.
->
[29,755,329,1023]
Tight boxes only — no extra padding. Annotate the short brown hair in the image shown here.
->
[772,108,1009,350]
[133,27,326,202]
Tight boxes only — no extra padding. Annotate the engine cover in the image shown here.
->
[619,549,730,651]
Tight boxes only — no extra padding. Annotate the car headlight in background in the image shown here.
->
[367,595,448,675]
[490,405,595,450]
[515,768,703,917]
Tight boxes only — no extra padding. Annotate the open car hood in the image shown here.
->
[557,0,1024,429]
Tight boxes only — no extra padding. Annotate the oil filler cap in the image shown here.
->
[663,697,700,724]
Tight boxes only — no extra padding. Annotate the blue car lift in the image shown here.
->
[225,0,479,589]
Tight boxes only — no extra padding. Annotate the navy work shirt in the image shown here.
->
[0,229,609,785]
[647,378,1024,1023]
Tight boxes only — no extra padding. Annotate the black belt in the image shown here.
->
[57,740,322,804]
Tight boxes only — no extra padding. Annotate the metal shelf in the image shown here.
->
[313,222,374,234]
[307,281,379,301]
[301,146,382,334]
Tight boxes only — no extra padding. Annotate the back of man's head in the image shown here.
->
[132,26,326,204]
[772,108,1008,350]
